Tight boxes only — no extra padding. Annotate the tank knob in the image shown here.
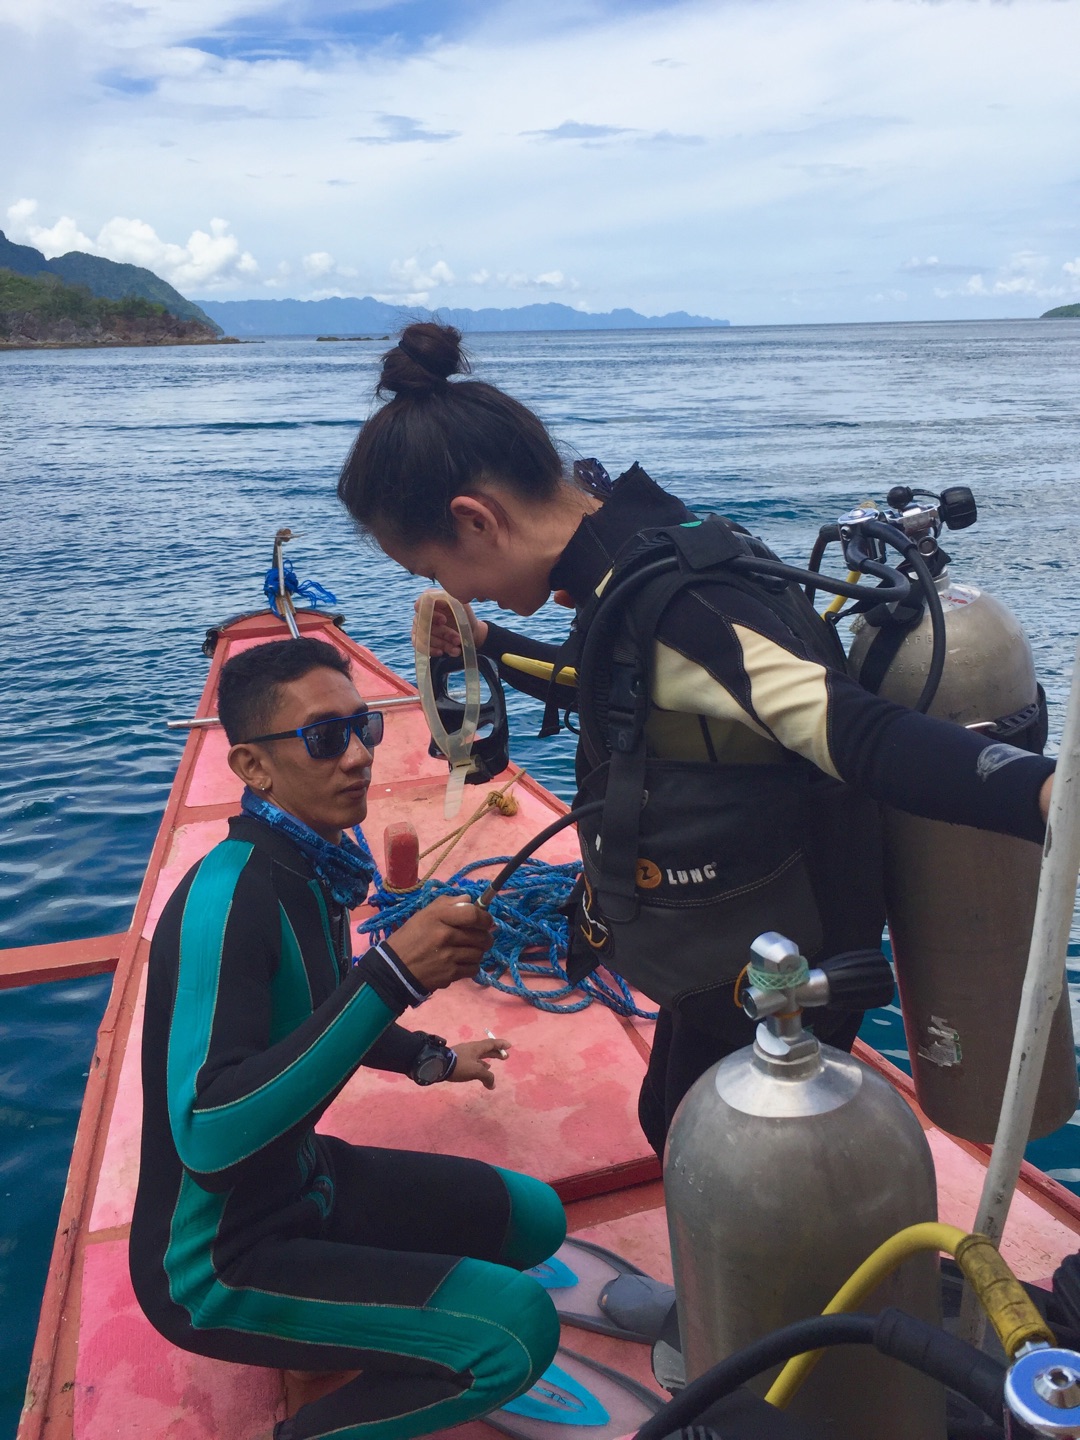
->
[939,485,978,530]
[1004,1345,1080,1435]
[817,950,896,1011]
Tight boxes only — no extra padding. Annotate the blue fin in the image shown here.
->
[501,1362,610,1427]
[526,1254,579,1291]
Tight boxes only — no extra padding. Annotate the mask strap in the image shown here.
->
[414,589,482,818]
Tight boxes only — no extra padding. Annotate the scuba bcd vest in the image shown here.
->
[552,514,886,1026]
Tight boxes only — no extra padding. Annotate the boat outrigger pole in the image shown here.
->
[273,527,302,639]
[961,636,1080,1346]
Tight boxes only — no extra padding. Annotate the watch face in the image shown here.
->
[416,1052,450,1085]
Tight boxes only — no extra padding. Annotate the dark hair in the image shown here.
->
[337,321,562,545]
[217,637,351,744]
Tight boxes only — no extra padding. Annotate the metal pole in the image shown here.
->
[167,696,422,729]
[274,529,302,640]
[960,638,1080,1341]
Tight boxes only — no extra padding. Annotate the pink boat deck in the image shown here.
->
[17,608,1080,1440]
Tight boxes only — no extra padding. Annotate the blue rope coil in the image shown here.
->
[351,828,656,1021]
[263,558,338,617]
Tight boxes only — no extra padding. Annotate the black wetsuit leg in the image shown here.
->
[150,1145,564,1440]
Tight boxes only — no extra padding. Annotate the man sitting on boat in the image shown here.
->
[129,636,565,1440]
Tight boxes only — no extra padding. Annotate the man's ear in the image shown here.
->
[229,742,273,794]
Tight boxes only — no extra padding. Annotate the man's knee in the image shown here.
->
[493,1268,561,1394]
[432,1259,560,1407]
[493,1167,567,1270]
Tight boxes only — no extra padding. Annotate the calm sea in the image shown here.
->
[2,321,1080,1433]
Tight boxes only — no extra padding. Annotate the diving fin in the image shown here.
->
[486,1346,662,1440]
[527,1238,676,1346]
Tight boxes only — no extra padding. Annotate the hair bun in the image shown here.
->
[377,322,469,397]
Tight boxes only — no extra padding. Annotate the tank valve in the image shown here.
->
[1005,1345,1080,1436]
[742,932,896,1067]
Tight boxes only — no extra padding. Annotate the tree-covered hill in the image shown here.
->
[1040,303,1080,318]
[0,268,223,347]
[0,230,222,334]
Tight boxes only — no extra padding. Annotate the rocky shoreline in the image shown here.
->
[0,312,230,349]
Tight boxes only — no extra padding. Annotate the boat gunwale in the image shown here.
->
[18,608,244,1440]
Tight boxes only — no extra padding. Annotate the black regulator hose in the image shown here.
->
[860,520,946,714]
[632,1309,1005,1440]
[803,523,840,608]
[477,800,605,908]
[728,555,912,606]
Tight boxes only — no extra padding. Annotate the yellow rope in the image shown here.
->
[417,773,523,882]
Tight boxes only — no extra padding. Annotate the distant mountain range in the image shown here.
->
[0,229,728,337]
[0,231,222,334]
[194,296,729,336]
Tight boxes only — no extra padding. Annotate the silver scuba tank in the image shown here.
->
[665,933,945,1440]
[846,489,1077,1144]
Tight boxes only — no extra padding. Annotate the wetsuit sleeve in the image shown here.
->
[480,621,575,707]
[654,583,1053,844]
[166,840,404,1186]
[359,1021,427,1073]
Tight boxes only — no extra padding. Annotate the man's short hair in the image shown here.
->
[217,637,352,744]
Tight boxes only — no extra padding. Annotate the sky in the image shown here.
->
[2,0,1079,325]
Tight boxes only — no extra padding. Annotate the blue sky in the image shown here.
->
[2,0,1079,323]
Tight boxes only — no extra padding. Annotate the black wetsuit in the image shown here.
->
[129,814,564,1440]
[478,467,1055,1155]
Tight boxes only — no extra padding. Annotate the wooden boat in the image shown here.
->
[9,601,1080,1440]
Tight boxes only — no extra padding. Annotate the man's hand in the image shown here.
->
[391,896,494,991]
[414,593,488,656]
[449,1037,510,1090]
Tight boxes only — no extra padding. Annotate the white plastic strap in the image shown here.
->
[414,589,482,819]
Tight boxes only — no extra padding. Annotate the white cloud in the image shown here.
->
[932,250,1076,303]
[302,251,336,277]
[302,251,358,281]
[6,199,259,289]
[373,257,455,305]
[469,267,580,293]
[6,199,94,256]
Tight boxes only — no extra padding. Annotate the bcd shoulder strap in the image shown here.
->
[573,515,846,923]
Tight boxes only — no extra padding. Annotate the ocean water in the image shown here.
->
[2,320,1080,1434]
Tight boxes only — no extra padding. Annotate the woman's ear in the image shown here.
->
[448,493,505,542]
[228,742,273,793]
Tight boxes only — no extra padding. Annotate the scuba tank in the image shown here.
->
[664,932,945,1440]
[842,486,1077,1144]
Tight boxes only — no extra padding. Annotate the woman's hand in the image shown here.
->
[391,897,494,991]
[449,1037,511,1090]
[413,593,489,656]
[1040,773,1054,824]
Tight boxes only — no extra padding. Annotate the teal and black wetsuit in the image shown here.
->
[129,814,564,1440]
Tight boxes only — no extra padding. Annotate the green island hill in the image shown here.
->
[0,268,228,349]
[1040,303,1080,319]
[0,228,223,335]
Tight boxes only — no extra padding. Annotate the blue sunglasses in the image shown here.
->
[244,709,385,760]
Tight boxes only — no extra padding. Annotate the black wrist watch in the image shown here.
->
[410,1036,458,1086]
